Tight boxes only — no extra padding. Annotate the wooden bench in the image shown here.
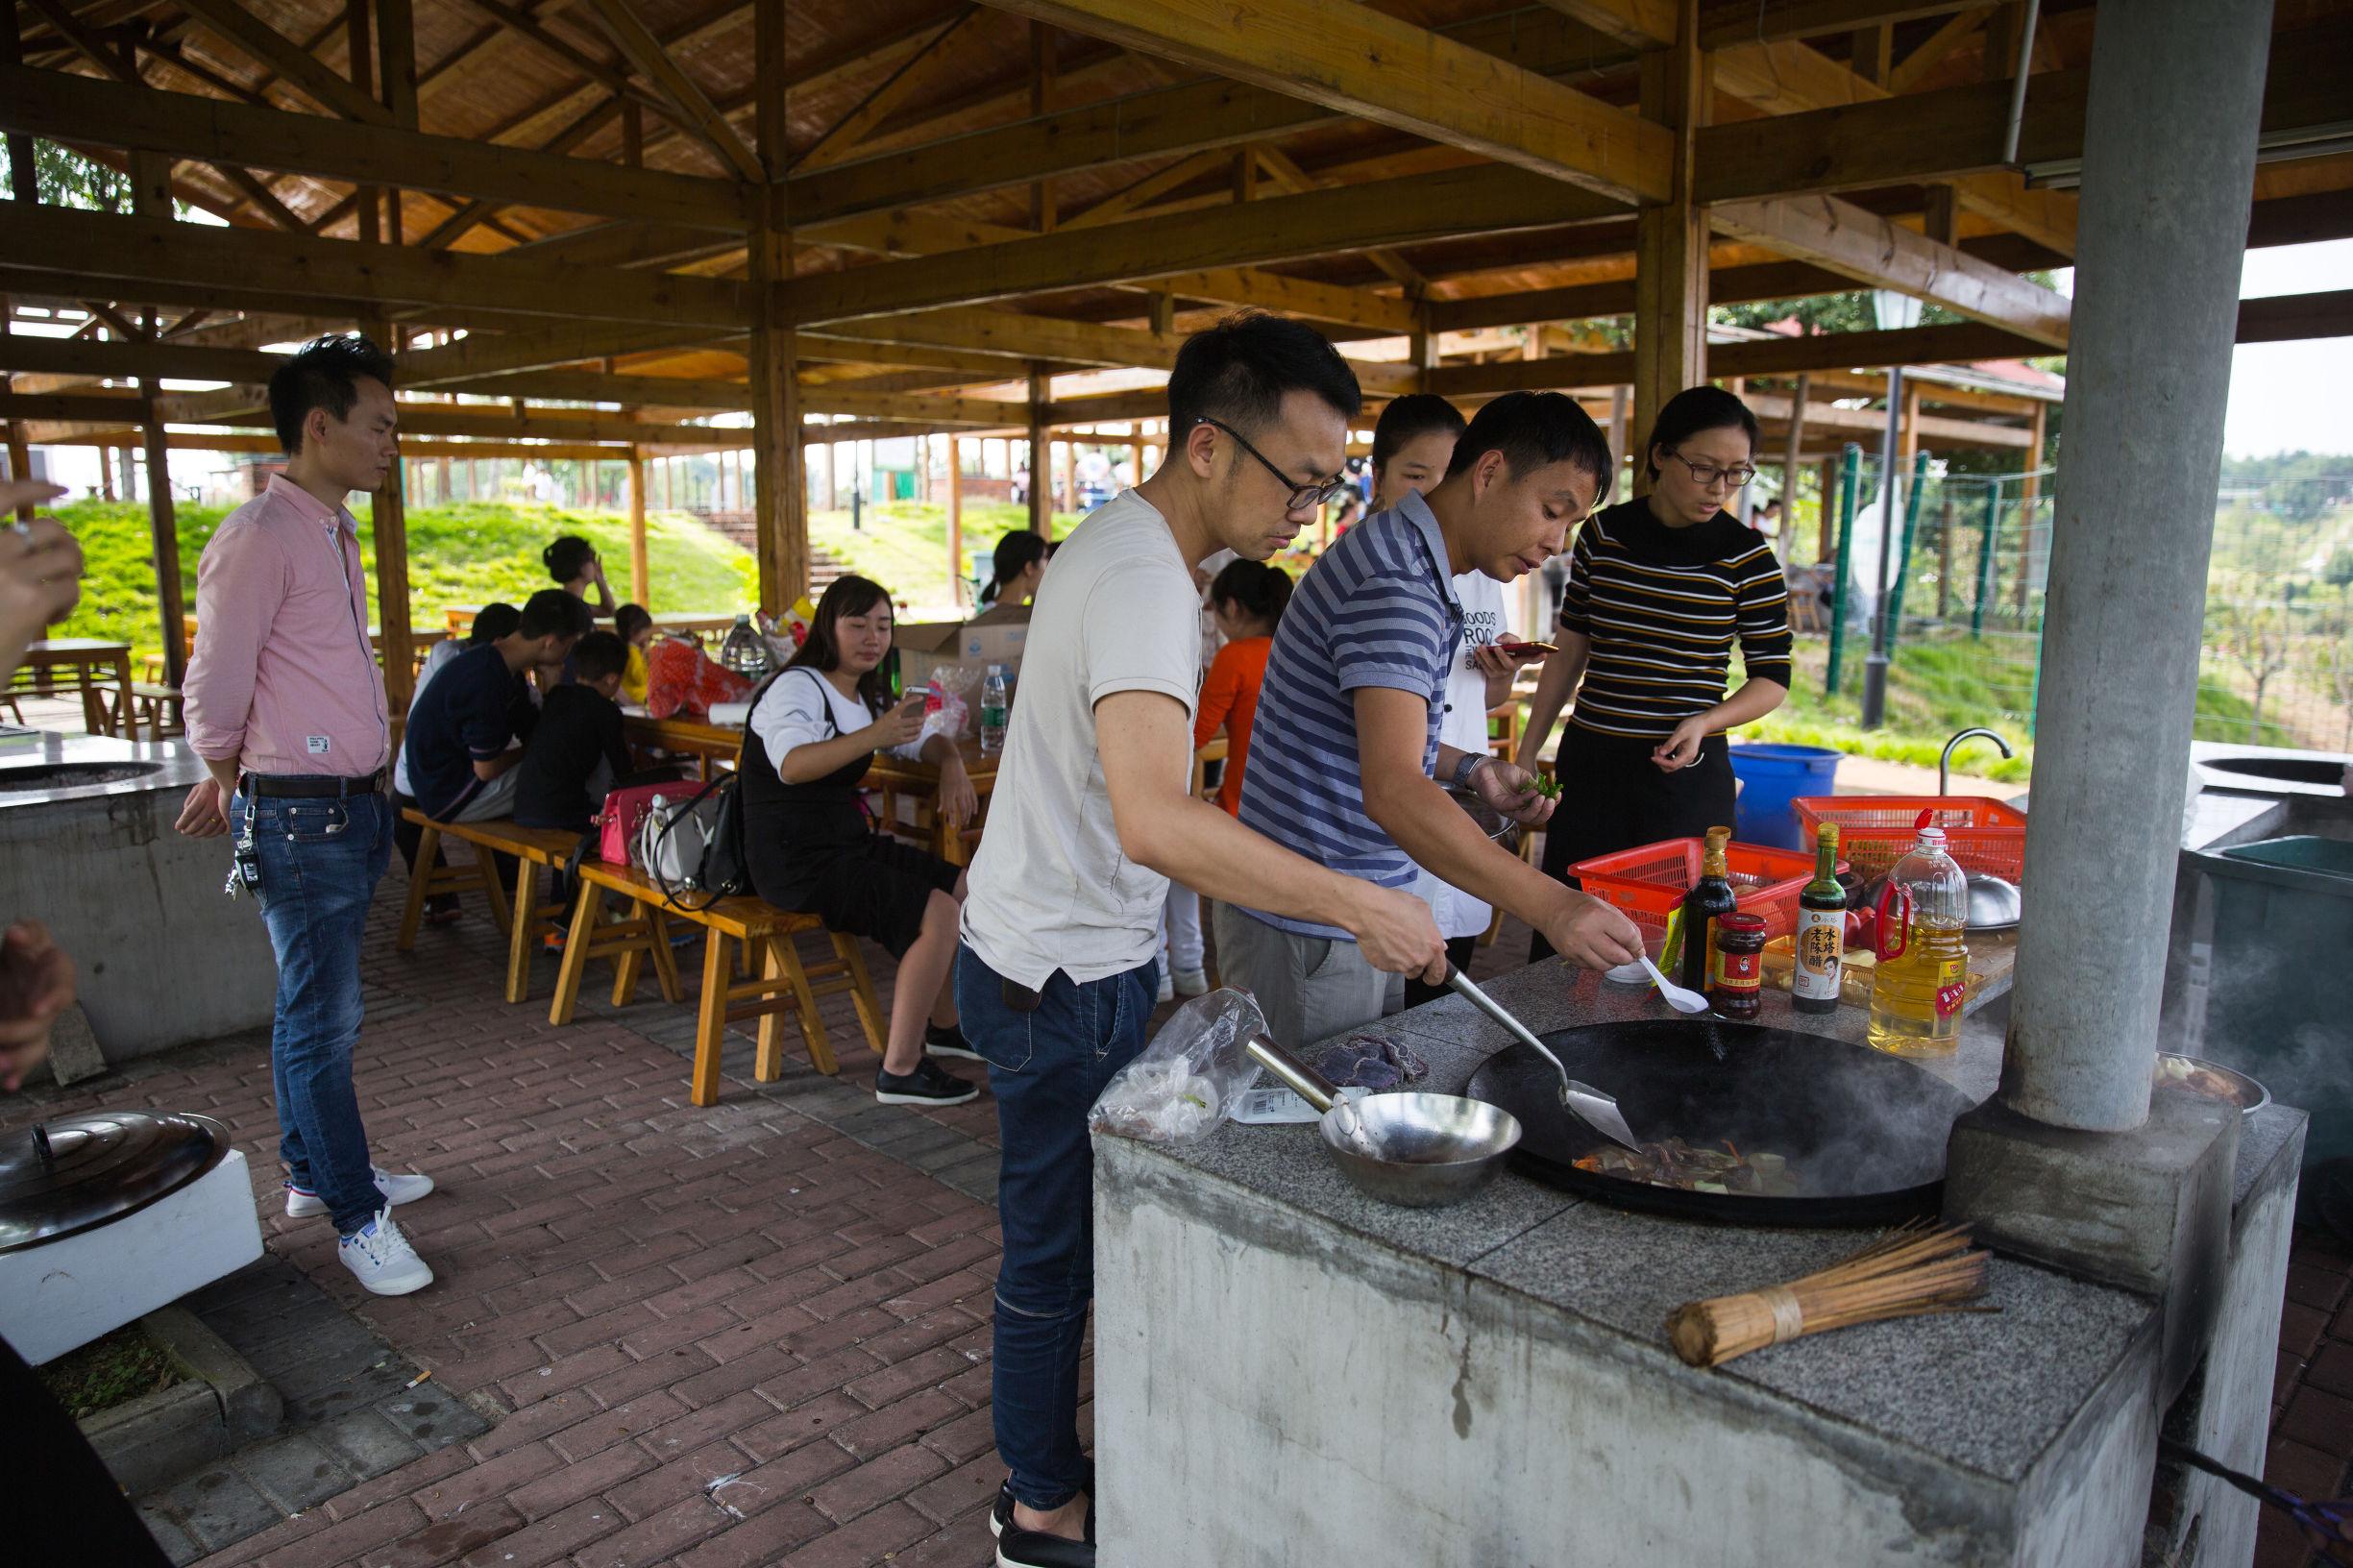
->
[564,861,887,1107]
[395,811,585,1004]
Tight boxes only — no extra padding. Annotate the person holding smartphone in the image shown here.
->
[740,576,982,1106]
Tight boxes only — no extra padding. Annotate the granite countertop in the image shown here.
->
[0,731,208,808]
[1116,959,2303,1484]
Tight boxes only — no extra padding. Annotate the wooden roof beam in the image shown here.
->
[1696,1,1983,51]
[1697,19,2353,201]
[1710,193,2069,346]
[776,164,1621,327]
[579,0,762,181]
[966,0,1668,204]
[172,0,399,127]
[0,206,754,328]
[0,64,750,228]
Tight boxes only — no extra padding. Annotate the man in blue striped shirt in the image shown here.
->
[1219,393,1647,1047]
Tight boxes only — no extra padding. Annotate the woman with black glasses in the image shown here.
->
[1516,385,1794,961]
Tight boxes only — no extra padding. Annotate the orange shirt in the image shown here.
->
[1193,635,1272,817]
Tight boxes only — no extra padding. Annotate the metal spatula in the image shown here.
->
[1446,967,1642,1152]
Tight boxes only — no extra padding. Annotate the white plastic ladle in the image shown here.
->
[1638,954,1711,1015]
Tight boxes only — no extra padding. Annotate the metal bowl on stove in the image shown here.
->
[1964,874,2022,933]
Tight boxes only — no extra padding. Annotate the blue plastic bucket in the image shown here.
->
[1728,745,1844,848]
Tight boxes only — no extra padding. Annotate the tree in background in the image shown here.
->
[2210,600,2296,743]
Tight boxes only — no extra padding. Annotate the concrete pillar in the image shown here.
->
[2004,0,2274,1132]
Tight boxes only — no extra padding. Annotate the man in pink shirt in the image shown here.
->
[177,335,438,1297]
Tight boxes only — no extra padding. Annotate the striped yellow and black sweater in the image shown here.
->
[1556,499,1794,741]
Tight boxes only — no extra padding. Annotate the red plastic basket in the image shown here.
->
[1790,796,2028,884]
[1572,837,1824,945]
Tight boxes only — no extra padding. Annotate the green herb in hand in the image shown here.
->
[1518,773,1563,800]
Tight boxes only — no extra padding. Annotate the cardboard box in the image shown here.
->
[895,618,1025,694]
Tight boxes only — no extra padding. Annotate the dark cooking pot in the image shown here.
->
[1465,1018,1975,1226]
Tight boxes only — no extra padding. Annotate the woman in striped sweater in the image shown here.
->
[1517,385,1793,961]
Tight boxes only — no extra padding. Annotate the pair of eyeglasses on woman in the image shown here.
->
[1666,451,1758,490]
[1196,418,1351,511]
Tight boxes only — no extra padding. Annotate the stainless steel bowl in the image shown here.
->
[1318,1091,1524,1209]
[1964,873,2022,932]
[2155,1053,2270,1118]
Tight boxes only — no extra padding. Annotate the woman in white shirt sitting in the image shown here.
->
[739,577,983,1107]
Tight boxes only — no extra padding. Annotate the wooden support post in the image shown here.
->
[1058,438,1076,537]
[1,10,37,207]
[1607,385,1631,493]
[1029,22,1058,233]
[626,446,649,604]
[1818,455,1837,563]
[1410,306,1439,394]
[945,434,964,605]
[749,0,804,615]
[1629,0,1708,492]
[2015,400,2046,615]
[1781,373,1810,548]
[1937,490,1956,621]
[371,439,413,711]
[1026,370,1049,534]
[348,0,379,246]
[377,0,416,246]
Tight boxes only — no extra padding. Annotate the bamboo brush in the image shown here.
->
[1665,1222,1995,1369]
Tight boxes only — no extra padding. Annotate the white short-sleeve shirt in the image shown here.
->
[1412,569,1507,940]
[747,667,928,772]
[961,490,1204,988]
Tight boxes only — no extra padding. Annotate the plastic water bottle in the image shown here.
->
[979,665,1009,755]
[718,614,771,681]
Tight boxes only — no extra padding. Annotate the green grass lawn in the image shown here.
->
[48,498,756,659]
[812,499,1083,619]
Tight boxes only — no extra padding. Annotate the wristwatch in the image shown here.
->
[1449,750,1489,791]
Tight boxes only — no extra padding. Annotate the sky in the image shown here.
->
[2054,237,2353,458]
[2218,239,2353,458]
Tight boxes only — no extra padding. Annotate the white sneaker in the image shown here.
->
[286,1166,435,1219]
[1156,970,1174,1004]
[338,1210,434,1296]
[1173,968,1210,998]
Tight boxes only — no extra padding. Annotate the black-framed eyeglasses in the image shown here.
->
[1666,451,1757,491]
[1196,418,1350,512]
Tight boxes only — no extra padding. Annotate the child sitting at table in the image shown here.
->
[739,576,982,1108]
[513,630,634,833]
[614,602,653,706]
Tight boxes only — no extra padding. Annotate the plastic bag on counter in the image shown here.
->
[924,663,981,740]
[1088,988,1266,1145]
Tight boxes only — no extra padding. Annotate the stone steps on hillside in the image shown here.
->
[684,509,846,595]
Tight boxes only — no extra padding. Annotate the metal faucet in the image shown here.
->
[1941,728,2016,796]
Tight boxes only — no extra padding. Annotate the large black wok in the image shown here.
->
[1463,1018,1975,1226]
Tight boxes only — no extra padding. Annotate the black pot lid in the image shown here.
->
[0,1113,231,1254]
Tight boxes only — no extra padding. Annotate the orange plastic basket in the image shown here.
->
[1571,837,1825,945]
[1790,796,2028,884]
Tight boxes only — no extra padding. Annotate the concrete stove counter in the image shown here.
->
[1093,960,2305,1567]
[0,733,277,1062]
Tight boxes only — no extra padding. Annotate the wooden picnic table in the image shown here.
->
[17,639,134,736]
[447,606,736,640]
[622,714,1005,867]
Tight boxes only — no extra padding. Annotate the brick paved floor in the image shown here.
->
[7,864,2348,1566]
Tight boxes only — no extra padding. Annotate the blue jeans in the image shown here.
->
[955,944,1156,1512]
[233,785,393,1237]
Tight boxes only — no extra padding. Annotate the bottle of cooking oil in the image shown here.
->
[1866,814,1970,1054]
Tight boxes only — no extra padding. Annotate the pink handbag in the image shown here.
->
[594,782,673,866]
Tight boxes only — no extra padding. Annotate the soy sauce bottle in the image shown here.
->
[1679,826,1738,997]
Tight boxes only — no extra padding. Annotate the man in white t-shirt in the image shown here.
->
[956,315,1445,1567]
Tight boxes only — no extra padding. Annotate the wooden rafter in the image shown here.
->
[793,7,982,173]
[173,0,400,127]
[579,0,763,181]
[1697,0,1982,51]
[966,0,1670,204]
[1710,193,2070,345]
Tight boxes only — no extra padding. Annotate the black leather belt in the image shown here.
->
[242,770,386,798]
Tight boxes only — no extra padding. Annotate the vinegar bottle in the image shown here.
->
[1866,812,1971,1054]
[1679,826,1738,998]
[1792,823,1846,1016]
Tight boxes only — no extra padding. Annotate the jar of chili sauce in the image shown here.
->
[1711,912,1768,1021]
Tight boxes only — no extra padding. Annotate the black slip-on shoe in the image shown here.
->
[997,1524,1093,1568]
[993,1462,1095,1541]
[874,1058,980,1106]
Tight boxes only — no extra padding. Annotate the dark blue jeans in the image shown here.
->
[233,785,393,1237]
[955,944,1156,1512]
